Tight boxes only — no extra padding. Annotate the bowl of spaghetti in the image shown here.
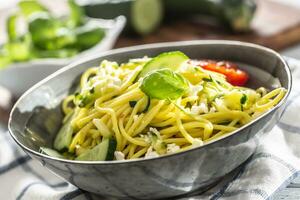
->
[8,40,291,199]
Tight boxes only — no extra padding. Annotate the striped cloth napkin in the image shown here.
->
[1,57,300,200]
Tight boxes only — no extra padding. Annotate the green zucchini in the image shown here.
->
[138,51,189,78]
[163,0,256,32]
[75,138,117,161]
[81,0,163,35]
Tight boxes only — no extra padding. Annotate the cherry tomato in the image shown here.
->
[190,60,249,86]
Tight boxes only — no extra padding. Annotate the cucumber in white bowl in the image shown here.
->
[0,16,126,97]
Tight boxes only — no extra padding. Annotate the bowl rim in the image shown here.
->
[8,40,292,165]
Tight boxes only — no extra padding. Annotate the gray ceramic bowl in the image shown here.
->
[8,41,292,200]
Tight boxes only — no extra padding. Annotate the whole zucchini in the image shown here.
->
[81,0,163,35]
[163,0,256,32]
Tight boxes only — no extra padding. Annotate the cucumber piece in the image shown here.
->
[163,0,256,32]
[40,147,65,159]
[138,51,189,78]
[131,0,162,35]
[81,0,163,35]
[54,110,77,151]
[76,138,117,161]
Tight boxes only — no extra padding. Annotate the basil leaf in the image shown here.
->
[140,68,188,100]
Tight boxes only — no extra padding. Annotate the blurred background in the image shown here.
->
[0,0,300,117]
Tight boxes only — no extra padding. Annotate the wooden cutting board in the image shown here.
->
[115,0,300,51]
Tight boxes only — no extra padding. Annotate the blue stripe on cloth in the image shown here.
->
[221,188,268,199]
[214,171,300,200]
[16,182,68,200]
[60,189,84,200]
[266,171,300,200]
[0,155,31,175]
[10,141,50,183]
[210,156,253,200]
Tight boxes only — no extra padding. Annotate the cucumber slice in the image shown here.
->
[40,147,64,159]
[138,51,189,78]
[75,138,117,161]
[82,0,163,35]
[54,110,77,151]
[131,0,163,35]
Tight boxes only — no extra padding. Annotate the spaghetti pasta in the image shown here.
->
[53,52,286,161]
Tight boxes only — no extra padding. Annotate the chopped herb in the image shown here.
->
[89,87,95,94]
[129,101,137,108]
[194,67,200,72]
[203,75,213,82]
[240,94,247,111]
[186,102,192,108]
[240,94,247,104]
[212,93,224,102]
[74,92,93,107]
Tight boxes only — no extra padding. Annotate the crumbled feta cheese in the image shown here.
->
[214,98,222,105]
[190,102,208,115]
[114,151,125,160]
[129,56,151,63]
[180,62,194,72]
[145,147,159,158]
[189,85,203,96]
[106,83,119,90]
[209,106,216,113]
[140,134,151,144]
[199,102,209,113]
[190,105,200,115]
[167,143,180,154]
[111,77,122,86]
[98,68,106,77]
[149,127,160,137]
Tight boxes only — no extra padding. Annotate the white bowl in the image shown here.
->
[0,16,126,96]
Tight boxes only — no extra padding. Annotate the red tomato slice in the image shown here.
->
[189,60,249,86]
